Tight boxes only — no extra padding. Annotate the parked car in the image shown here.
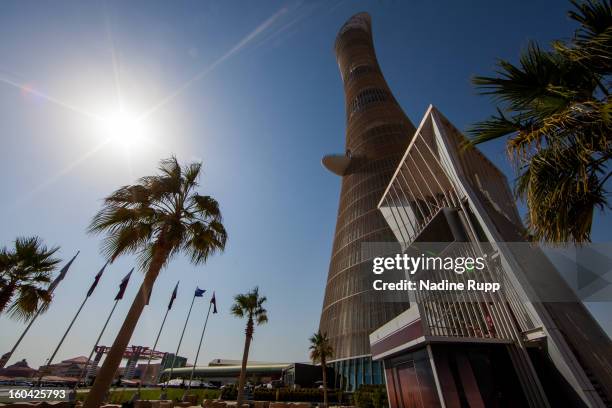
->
[199,381,217,389]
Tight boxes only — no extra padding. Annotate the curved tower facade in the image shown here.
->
[319,12,415,390]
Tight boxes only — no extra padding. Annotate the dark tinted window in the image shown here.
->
[348,88,388,119]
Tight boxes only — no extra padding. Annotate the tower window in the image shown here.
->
[348,88,389,119]
[347,65,377,82]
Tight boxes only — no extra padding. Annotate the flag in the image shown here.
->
[168,282,179,310]
[115,268,133,300]
[48,251,80,293]
[210,292,217,314]
[194,287,206,297]
[86,260,109,297]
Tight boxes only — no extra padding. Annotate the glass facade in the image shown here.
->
[331,356,386,391]
[160,353,187,370]
[384,348,441,408]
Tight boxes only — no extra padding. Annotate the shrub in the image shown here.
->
[251,387,340,402]
[354,390,373,408]
[371,387,387,408]
[354,385,387,408]
[336,390,345,404]
[220,385,237,400]
[253,389,275,401]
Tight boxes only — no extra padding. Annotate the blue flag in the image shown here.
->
[194,287,206,297]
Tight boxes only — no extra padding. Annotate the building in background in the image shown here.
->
[282,363,335,389]
[133,363,161,383]
[0,359,37,378]
[38,356,90,378]
[83,345,166,384]
[161,359,333,388]
[321,11,612,405]
[162,360,290,386]
[160,353,187,371]
[319,12,414,391]
[208,359,283,367]
[370,105,612,407]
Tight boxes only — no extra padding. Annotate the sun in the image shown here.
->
[102,109,147,149]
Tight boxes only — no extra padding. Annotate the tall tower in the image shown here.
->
[319,12,415,390]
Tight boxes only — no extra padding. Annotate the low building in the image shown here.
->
[282,363,336,388]
[38,356,90,379]
[0,359,37,378]
[162,360,336,388]
[134,363,161,383]
[208,359,283,367]
[161,361,291,386]
[160,353,187,370]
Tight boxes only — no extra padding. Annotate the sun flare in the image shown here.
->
[102,109,147,149]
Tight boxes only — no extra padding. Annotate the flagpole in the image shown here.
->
[73,298,120,391]
[184,302,212,398]
[135,308,170,400]
[142,281,178,390]
[36,261,113,386]
[37,293,89,385]
[143,308,169,385]
[0,251,80,369]
[164,293,196,389]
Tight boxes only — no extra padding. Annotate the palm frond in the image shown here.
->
[569,0,612,41]
[467,109,524,145]
[100,222,154,261]
[0,236,60,321]
[473,44,569,111]
[190,195,222,220]
[231,287,268,325]
[88,156,227,273]
[469,1,611,244]
[308,331,334,363]
[183,162,202,190]
[103,185,151,207]
[13,237,61,272]
[503,101,590,157]
[516,143,609,242]
[256,314,268,325]
[89,206,156,235]
[184,221,227,265]
[7,285,52,322]
[230,302,245,318]
[158,156,181,180]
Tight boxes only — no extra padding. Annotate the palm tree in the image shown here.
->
[231,287,268,407]
[0,237,61,320]
[83,156,227,408]
[468,0,611,243]
[309,331,334,408]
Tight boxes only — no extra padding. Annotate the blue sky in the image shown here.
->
[1,0,610,369]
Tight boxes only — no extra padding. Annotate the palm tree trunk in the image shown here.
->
[236,318,253,407]
[321,357,328,408]
[0,280,16,313]
[83,246,169,408]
